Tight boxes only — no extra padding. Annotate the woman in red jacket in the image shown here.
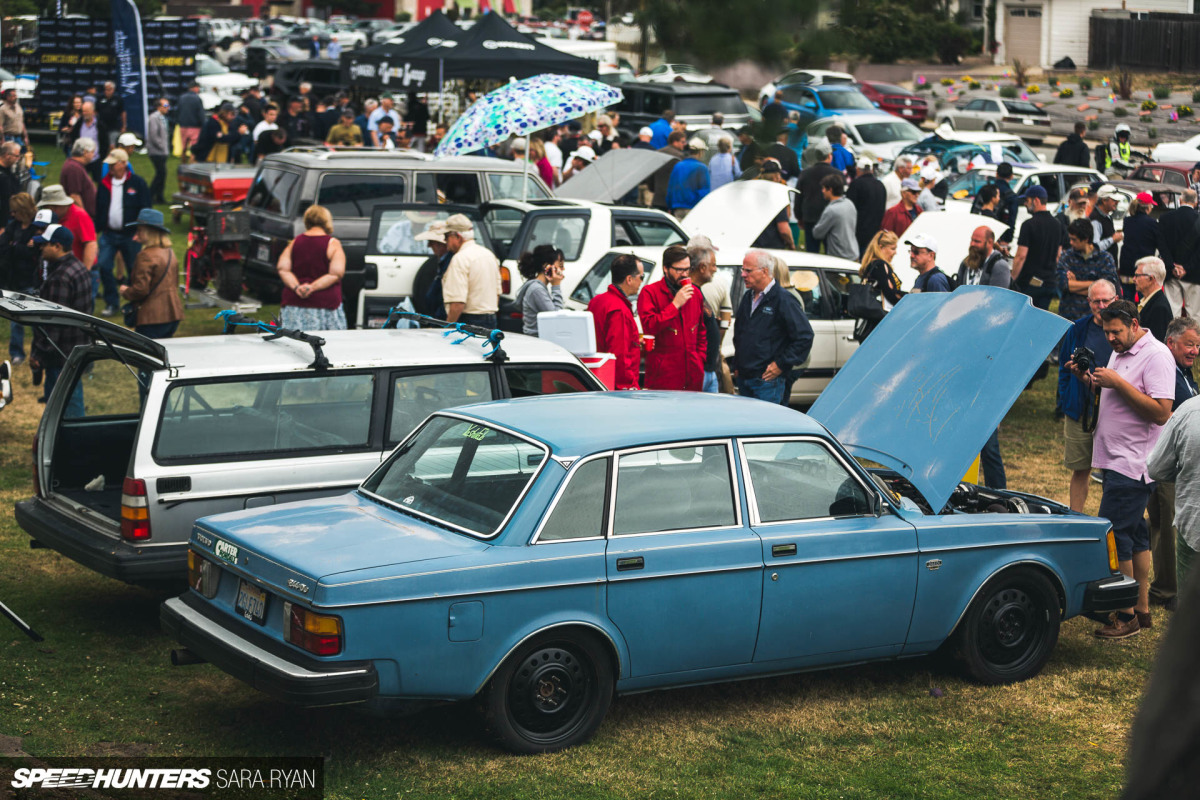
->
[586,253,645,390]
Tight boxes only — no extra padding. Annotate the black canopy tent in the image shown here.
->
[342,11,598,92]
[340,10,461,93]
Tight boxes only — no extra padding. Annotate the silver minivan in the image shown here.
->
[0,292,603,585]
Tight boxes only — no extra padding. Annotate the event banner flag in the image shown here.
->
[111,0,149,136]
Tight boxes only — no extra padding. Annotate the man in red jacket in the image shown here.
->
[637,244,707,391]
[587,253,645,390]
[881,176,923,237]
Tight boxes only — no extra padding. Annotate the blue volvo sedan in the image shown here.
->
[162,288,1137,753]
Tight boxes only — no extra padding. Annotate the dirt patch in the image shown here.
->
[0,734,30,757]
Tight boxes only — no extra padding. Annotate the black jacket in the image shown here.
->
[1158,204,1200,283]
[68,116,110,159]
[846,173,887,253]
[796,161,839,225]
[1054,133,1091,168]
[732,281,815,374]
[192,115,242,162]
[1141,290,1173,344]
[95,172,151,233]
[0,219,39,290]
[1120,212,1163,278]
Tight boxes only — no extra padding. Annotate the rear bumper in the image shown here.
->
[1081,573,1140,622]
[161,593,378,707]
[16,497,185,584]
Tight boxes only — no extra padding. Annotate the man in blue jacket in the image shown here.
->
[1057,277,1118,510]
[732,249,814,404]
[666,138,711,220]
[93,149,151,317]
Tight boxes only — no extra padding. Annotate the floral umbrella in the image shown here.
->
[435,73,623,157]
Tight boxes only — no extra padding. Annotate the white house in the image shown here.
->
[993,0,1193,68]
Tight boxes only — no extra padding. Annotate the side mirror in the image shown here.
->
[872,492,884,517]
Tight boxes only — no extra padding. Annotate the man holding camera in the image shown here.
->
[1068,299,1176,638]
[1058,279,1118,512]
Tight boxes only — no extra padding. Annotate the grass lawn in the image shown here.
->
[0,143,1171,797]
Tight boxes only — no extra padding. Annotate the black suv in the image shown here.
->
[612,83,752,135]
[270,60,342,103]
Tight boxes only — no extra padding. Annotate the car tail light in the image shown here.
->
[120,477,151,541]
[187,549,220,598]
[500,266,511,295]
[1002,116,1024,124]
[1106,528,1119,572]
[283,602,343,656]
[31,433,39,496]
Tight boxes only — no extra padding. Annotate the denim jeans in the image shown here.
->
[8,285,35,359]
[980,427,1007,490]
[702,371,719,393]
[737,375,786,404]
[44,365,85,418]
[97,230,142,310]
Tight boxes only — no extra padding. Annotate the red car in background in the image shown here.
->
[856,80,928,124]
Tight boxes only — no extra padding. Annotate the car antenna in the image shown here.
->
[213,311,331,371]
[382,309,508,364]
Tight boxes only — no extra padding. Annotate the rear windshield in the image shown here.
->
[674,94,746,116]
[1003,100,1046,115]
[818,90,875,111]
[155,373,376,461]
[246,168,301,214]
[361,415,546,537]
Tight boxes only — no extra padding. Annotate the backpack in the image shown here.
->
[949,251,1008,290]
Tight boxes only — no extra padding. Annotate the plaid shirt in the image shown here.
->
[1056,245,1117,321]
[33,254,93,367]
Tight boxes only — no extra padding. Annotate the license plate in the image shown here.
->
[257,243,269,262]
[1023,118,1034,125]
[236,580,267,625]
[901,109,913,115]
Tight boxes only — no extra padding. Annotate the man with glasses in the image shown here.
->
[1056,218,1118,321]
[1058,278,1118,511]
[638,245,707,392]
[593,115,620,155]
[732,249,812,404]
[1067,299,1175,638]
[587,254,644,390]
[1134,256,1173,343]
[881,177,922,237]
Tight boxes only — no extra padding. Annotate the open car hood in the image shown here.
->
[807,287,1069,512]
[0,290,168,366]
[555,149,677,204]
[681,181,795,252]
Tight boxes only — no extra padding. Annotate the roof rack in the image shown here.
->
[214,311,331,371]
[382,310,508,364]
[278,145,431,160]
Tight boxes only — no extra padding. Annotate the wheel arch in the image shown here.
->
[474,619,626,696]
[947,559,1068,641]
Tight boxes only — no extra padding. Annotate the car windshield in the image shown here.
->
[869,83,909,95]
[361,415,547,538]
[854,120,923,144]
[196,58,229,76]
[1003,100,1044,115]
[818,90,874,110]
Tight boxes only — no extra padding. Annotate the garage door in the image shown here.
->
[1006,6,1043,66]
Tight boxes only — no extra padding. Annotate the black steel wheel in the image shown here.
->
[484,632,613,754]
[955,568,1060,684]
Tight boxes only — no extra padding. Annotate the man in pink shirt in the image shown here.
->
[1068,298,1175,639]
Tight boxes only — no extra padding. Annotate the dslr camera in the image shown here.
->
[1071,346,1096,373]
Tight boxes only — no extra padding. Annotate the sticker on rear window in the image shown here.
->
[463,424,489,441]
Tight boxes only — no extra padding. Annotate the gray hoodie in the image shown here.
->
[812,196,859,261]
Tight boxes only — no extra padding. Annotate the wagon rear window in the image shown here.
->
[155,373,375,460]
[362,415,546,537]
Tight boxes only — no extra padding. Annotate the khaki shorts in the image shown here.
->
[1063,414,1094,471]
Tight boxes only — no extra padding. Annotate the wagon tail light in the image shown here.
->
[120,477,151,541]
[1106,528,1119,572]
[284,602,343,656]
[187,550,220,598]
[500,266,512,295]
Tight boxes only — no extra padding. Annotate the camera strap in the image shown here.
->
[1081,387,1101,434]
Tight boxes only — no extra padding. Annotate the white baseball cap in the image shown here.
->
[571,146,596,163]
[904,232,939,253]
[638,126,654,138]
